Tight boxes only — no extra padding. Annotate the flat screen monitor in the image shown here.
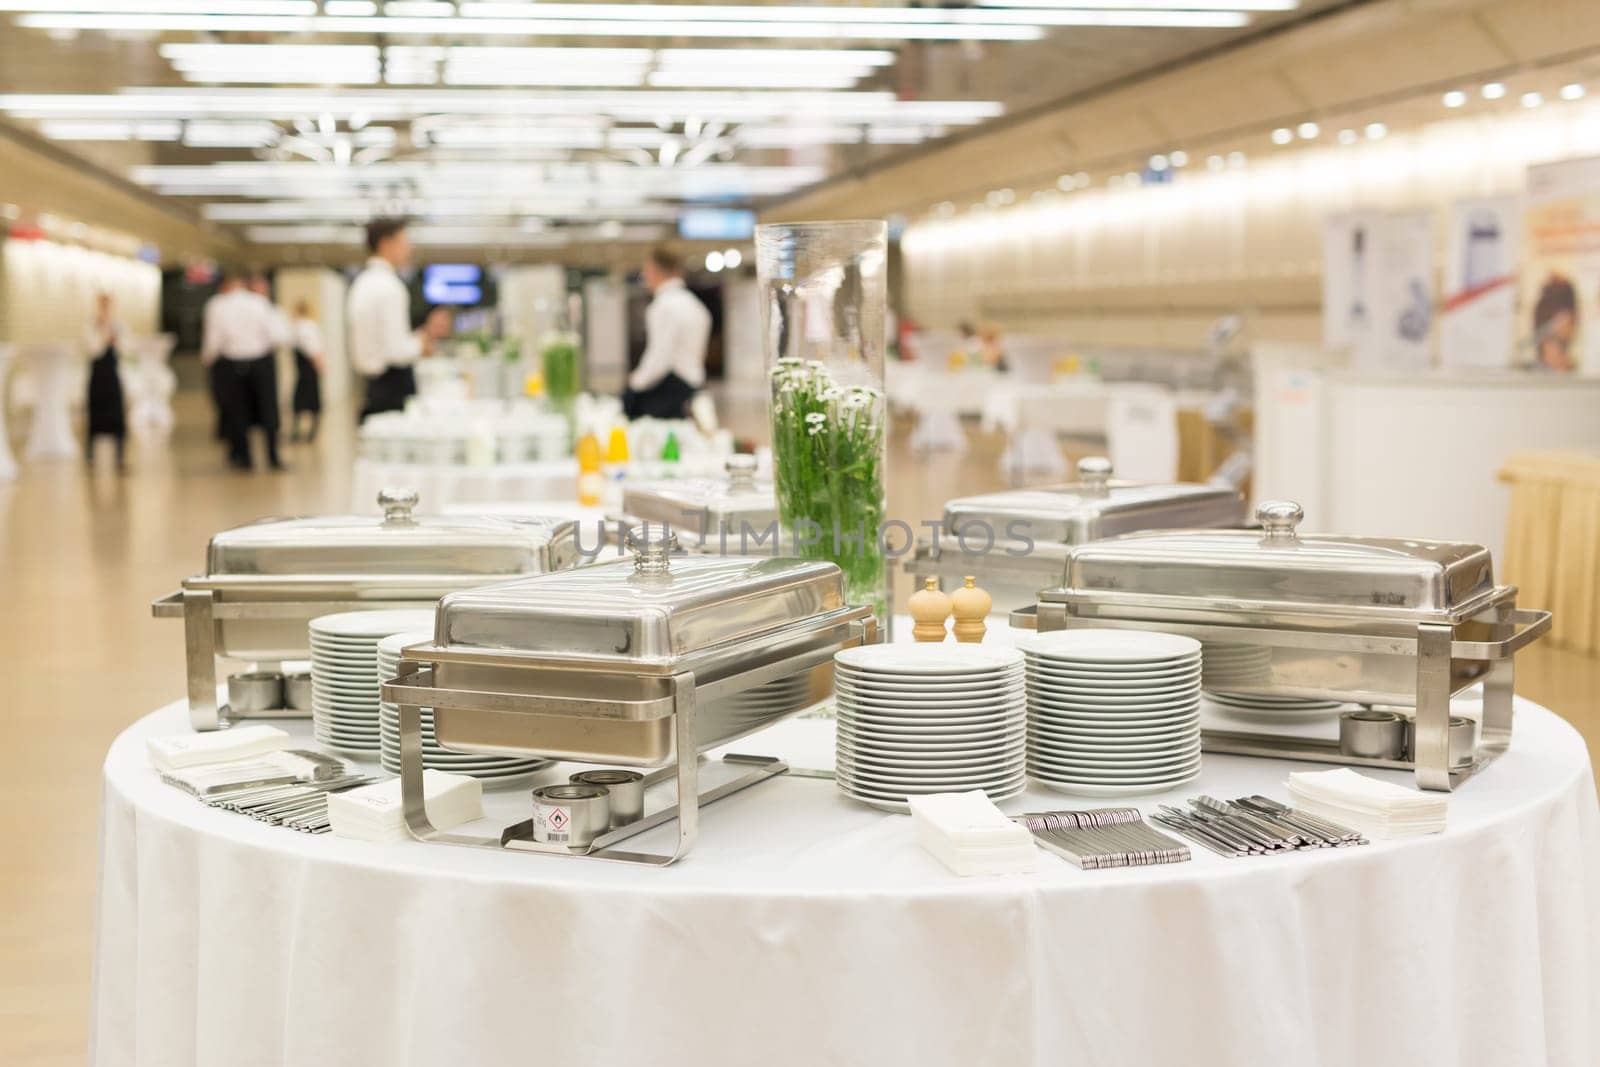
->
[678,208,756,242]
[423,263,483,305]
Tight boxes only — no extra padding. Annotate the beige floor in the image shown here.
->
[1,388,1596,1065]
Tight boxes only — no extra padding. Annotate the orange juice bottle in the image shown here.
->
[576,429,604,507]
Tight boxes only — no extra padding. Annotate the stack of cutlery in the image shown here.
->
[1149,795,1367,857]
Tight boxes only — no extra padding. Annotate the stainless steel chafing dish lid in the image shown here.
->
[620,455,777,539]
[430,528,849,666]
[203,488,579,577]
[939,457,1244,546]
[1047,501,1498,619]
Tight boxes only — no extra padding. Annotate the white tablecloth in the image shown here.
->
[93,689,1600,1067]
[350,457,578,513]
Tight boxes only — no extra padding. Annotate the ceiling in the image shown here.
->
[0,0,1342,261]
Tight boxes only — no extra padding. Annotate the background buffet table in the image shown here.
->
[93,694,1600,1067]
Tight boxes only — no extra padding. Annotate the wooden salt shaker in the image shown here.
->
[908,577,952,642]
[951,576,991,643]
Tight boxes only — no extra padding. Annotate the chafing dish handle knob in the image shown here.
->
[1077,456,1112,492]
[725,453,759,491]
[626,524,681,574]
[1257,500,1304,543]
[379,487,421,525]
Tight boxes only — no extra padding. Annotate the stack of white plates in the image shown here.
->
[376,629,549,784]
[1021,629,1204,797]
[1206,690,1344,721]
[309,610,436,755]
[1201,642,1273,689]
[833,644,1027,813]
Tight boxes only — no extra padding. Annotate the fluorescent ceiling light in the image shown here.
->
[0,88,1003,125]
[1561,83,1586,101]
[646,71,863,88]
[207,200,679,222]
[1442,90,1466,108]
[1481,82,1506,100]
[36,118,181,140]
[0,0,315,11]
[978,0,1288,7]
[14,12,1046,41]
[182,120,282,147]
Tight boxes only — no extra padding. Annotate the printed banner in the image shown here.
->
[1522,155,1600,375]
[1441,195,1520,370]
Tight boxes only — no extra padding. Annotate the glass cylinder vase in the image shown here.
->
[756,219,890,627]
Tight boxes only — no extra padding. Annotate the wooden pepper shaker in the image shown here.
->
[908,577,952,643]
[951,576,991,643]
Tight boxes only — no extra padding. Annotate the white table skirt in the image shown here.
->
[93,692,1600,1067]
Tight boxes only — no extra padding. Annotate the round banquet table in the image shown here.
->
[93,693,1600,1067]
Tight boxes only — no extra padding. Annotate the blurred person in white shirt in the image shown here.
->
[348,218,431,420]
[624,247,710,420]
[200,268,289,471]
[82,291,127,472]
[289,299,325,443]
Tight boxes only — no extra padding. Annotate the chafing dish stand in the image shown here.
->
[1016,502,1551,791]
[383,528,875,865]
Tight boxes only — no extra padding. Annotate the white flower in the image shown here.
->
[805,412,827,426]
[776,357,803,370]
[805,359,828,373]
[807,423,825,436]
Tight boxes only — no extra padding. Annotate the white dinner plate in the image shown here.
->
[834,729,1023,749]
[1027,732,1201,757]
[310,609,437,640]
[837,742,1025,769]
[832,739,1017,764]
[1025,678,1200,702]
[1028,748,1200,773]
[1030,770,1202,798]
[837,691,1024,713]
[834,673,1024,695]
[836,644,1025,676]
[1030,697,1196,713]
[1028,666,1202,683]
[839,776,1027,804]
[842,780,1026,815]
[1020,628,1202,663]
[839,700,1023,721]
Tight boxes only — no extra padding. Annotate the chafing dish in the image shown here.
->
[1019,500,1552,790]
[382,526,874,865]
[616,454,786,555]
[152,488,581,731]
[908,456,1245,612]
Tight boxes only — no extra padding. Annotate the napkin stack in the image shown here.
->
[908,790,1037,876]
[1287,768,1448,840]
[147,724,291,772]
[327,770,484,843]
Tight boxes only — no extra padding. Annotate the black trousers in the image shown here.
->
[623,372,696,420]
[218,354,280,468]
[361,365,416,421]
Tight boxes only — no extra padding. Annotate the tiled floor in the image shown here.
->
[1,386,1594,1065]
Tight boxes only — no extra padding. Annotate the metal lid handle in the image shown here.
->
[1077,456,1112,493]
[625,524,680,574]
[379,487,420,525]
[725,453,758,492]
[1257,500,1303,543]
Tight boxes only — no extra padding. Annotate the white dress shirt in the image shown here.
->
[201,290,288,365]
[347,257,420,377]
[83,318,124,357]
[629,278,710,392]
[293,318,324,357]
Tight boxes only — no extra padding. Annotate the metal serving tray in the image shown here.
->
[617,454,784,554]
[1017,501,1551,790]
[382,527,875,865]
[907,456,1245,611]
[152,488,581,731]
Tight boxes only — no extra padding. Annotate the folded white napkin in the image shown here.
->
[909,791,1036,876]
[1287,768,1447,840]
[328,770,483,843]
[147,725,292,772]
